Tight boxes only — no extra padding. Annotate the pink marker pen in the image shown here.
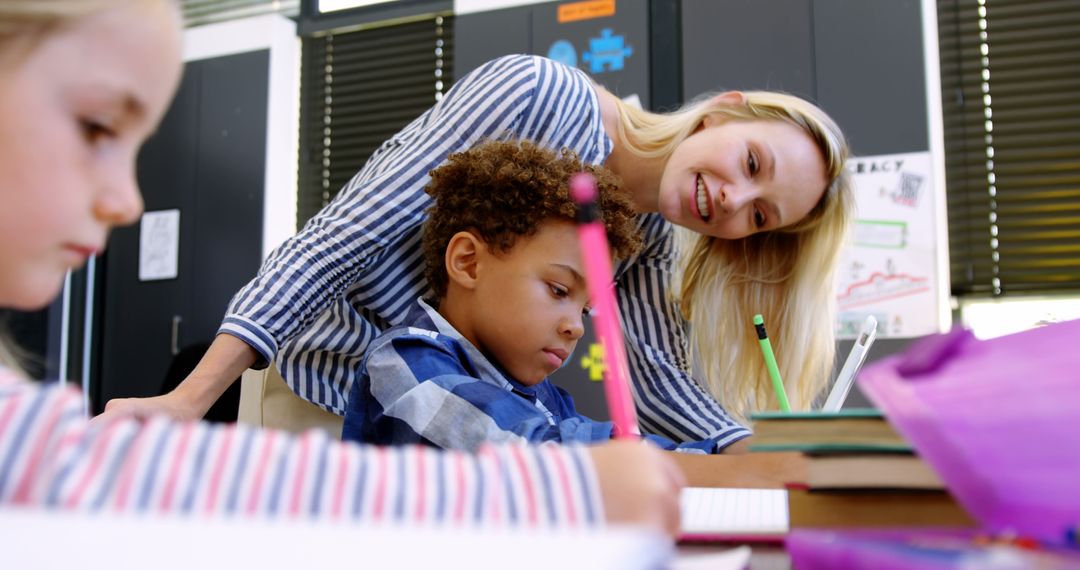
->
[569,172,640,438]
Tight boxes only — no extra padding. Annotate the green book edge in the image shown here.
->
[751,408,884,420]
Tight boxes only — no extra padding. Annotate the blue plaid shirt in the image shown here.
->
[342,299,719,453]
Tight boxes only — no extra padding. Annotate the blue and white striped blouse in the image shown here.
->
[220,54,750,448]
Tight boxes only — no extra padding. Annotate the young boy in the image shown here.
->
[341,140,717,453]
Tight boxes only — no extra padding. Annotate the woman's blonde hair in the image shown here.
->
[612,91,854,424]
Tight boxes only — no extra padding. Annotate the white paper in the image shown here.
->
[0,509,672,570]
[138,209,180,281]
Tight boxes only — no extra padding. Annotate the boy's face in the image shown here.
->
[470,221,591,386]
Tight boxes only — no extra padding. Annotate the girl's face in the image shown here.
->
[657,117,828,240]
[0,1,182,309]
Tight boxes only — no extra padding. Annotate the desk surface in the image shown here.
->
[671,451,808,489]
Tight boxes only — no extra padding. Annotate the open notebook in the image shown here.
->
[680,487,789,542]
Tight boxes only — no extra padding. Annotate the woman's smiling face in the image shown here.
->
[657,117,828,240]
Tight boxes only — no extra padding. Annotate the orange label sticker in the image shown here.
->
[558,0,616,23]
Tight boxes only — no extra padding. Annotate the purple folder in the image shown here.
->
[855,320,1080,544]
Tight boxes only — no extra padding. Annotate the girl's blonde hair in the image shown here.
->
[612,92,854,424]
[0,330,27,376]
[0,0,162,59]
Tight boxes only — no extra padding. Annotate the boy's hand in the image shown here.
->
[587,440,685,538]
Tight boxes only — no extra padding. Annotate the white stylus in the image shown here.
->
[822,315,879,412]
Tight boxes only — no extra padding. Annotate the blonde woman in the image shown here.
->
[0,0,683,535]
[612,92,853,427]
[105,53,853,453]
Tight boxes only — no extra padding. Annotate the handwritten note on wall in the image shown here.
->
[138,209,180,282]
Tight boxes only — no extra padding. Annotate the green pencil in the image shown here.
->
[754,314,791,412]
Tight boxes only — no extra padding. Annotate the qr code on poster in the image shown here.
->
[892,172,924,207]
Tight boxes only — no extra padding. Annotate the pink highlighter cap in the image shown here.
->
[569,172,598,204]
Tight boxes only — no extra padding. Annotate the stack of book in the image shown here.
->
[749,409,974,528]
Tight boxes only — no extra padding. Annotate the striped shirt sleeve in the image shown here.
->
[0,381,603,528]
[616,216,752,449]
[220,54,610,367]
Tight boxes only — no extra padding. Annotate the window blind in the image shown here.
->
[296,15,453,227]
[939,0,1080,296]
[180,0,300,28]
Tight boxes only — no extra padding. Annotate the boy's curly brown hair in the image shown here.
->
[423,140,642,298]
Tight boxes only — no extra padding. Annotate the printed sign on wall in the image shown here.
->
[836,152,945,339]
